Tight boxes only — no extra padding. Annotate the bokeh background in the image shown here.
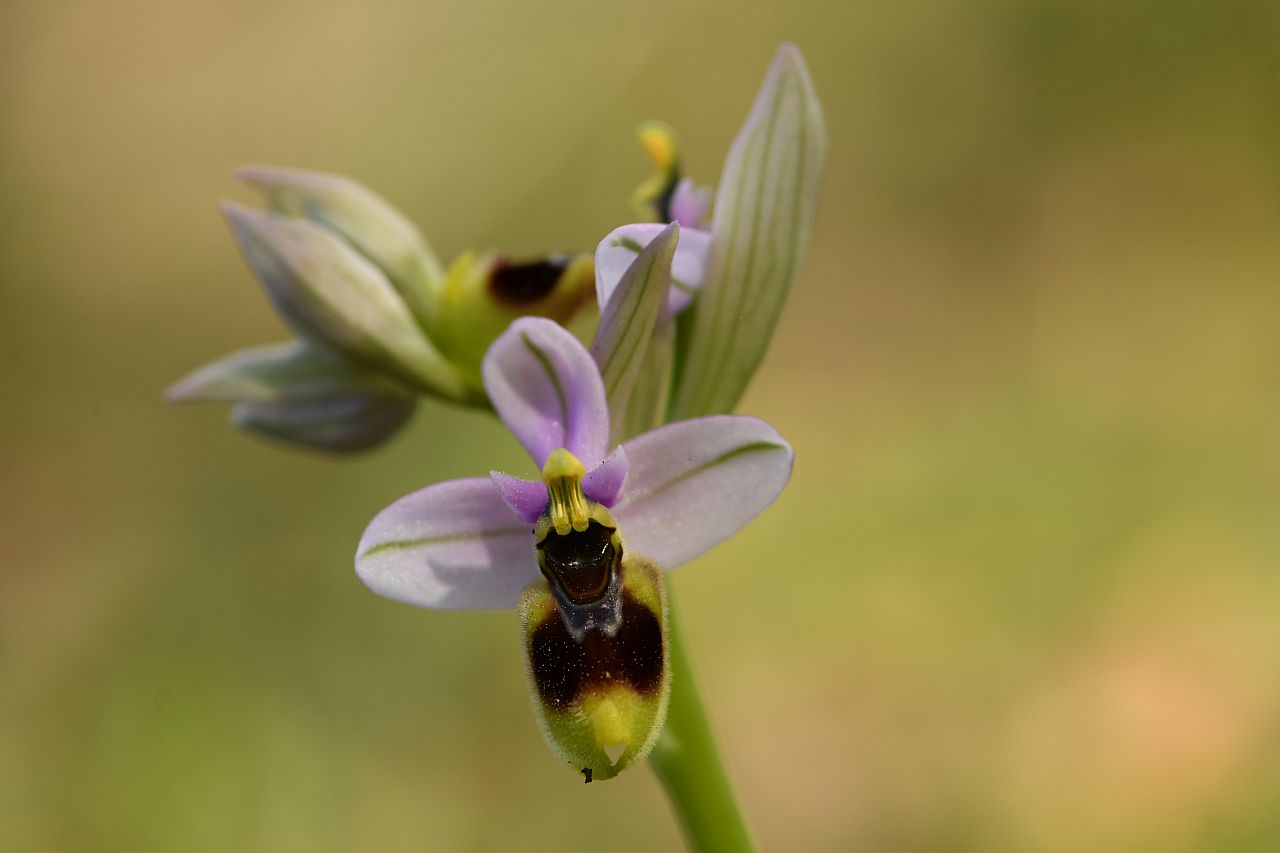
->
[4,1,1280,851]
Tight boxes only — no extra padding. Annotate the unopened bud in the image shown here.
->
[168,340,417,453]
[237,165,443,324]
[221,202,468,401]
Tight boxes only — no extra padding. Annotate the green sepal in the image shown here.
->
[166,339,399,403]
[221,202,469,401]
[167,340,417,453]
[669,44,827,419]
[237,165,445,327]
[230,392,414,454]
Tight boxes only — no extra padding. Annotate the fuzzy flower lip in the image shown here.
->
[355,317,793,611]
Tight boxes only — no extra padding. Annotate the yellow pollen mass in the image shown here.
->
[638,122,677,172]
[542,448,590,535]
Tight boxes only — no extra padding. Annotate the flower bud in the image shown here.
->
[167,341,416,452]
[237,165,444,326]
[230,392,414,453]
[221,202,469,401]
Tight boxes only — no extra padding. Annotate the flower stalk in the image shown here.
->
[649,587,755,853]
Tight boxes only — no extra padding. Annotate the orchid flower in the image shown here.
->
[168,166,594,452]
[354,317,792,780]
[597,44,828,421]
[597,122,713,317]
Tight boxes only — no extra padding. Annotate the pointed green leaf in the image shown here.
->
[670,44,827,418]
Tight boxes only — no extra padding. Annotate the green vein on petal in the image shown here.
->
[670,45,826,419]
[522,331,570,437]
[359,526,529,559]
[632,440,788,504]
[592,223,679,444]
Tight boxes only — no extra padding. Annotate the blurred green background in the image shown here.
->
[4,1,1280,851]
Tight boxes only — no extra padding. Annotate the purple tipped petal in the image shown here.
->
[582,446,628,507]
[491,471,548,524]
[612,415,792,571]
[595,224,712,316]
[356,478,536,610]
[669,178,713,230]
[483,317,610,468]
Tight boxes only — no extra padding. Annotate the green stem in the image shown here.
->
[649,587,755,853]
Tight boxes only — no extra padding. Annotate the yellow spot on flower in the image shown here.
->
[590,698,629,764]
[638,121,678,172]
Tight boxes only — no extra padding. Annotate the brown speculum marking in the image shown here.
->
[488,257,567,306]
[529,588,665,709]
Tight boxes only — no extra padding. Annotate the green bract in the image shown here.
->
[671,44,827,418]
